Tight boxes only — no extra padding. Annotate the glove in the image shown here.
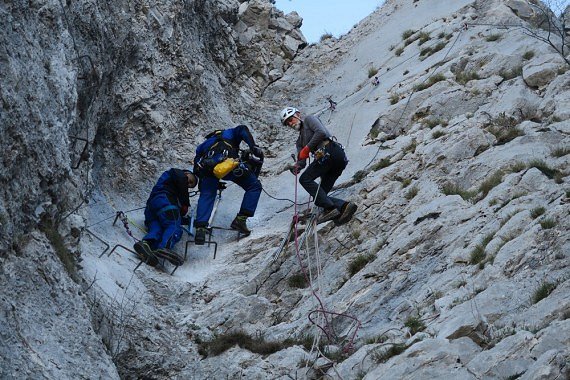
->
[289,163,301,175]
[288,160,305,175]
[180,205,189,216]
[251,145,264,159]
[298,146,310,160]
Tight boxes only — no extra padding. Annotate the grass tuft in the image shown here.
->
[469,245,486,265]
[199,331,294,357]
[402,29,415,40]
[405,186,419,200]
[432,130,445,139]
[368,66,379,78]
[522,50,535,60]
[373,343,408,363]
[485,33,501,42]
[348,253,376,277]
[528,160,560,179]
[320,32,333,42]
[404,316,426,335]
[455,70,480,85]
[413,73,446,91]
[478,171,503,199]
[539,218,556,229]
[442,183,477,201]
[532,282,556,304]
[551,146,570,158]
[530,207,545,219]
[371,158,392,171]
[288,273,308,289]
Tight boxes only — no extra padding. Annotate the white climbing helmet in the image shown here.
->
[280,106,299,125]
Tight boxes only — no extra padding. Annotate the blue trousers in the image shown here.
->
[195,169,262,227]
[143,193,182,250]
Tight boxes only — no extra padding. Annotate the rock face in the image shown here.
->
[2,0,569,379]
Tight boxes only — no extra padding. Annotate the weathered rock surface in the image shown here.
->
[1,0,569,379]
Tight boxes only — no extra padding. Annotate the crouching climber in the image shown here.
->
[134,168,198,267]
[193,125,264,245]
[280,106,357,225]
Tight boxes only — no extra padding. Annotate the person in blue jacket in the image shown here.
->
[134,168,198,266]
[193,125,264,245]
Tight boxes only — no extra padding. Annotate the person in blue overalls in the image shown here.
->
[134,168,198,266]
[193,125,264,245]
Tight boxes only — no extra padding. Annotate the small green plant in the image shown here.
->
[199,331,295,357]
[373,343,408,363]
[522,50,535,60]
[508,161,527,173]
[486,33,501,42]
[530,206,545,219]
[320,32,333,42]
[419,42,447,59]
[417,31,431,45]
[402,29,415,40]
[432,130,445,139]
[352,170,368,182]
[395,46,404,56]
[422,117,447,129]
[390,93,400,105]
[400,178,412,188]
[499,65,523,80]
[371,158,392,171]
[40,218,78,282]
[405,186,419,200]
[469,244,486,265]
[414,73,446,91]
[486,114,524,145]
[532,281,556,304]
[365,334,388,345]
[368,66,379,78]
[438,31,445,38]
[528,160,560,179]
[478,170,504,199]
[455,70,480,85]
[348,253,376,276]
[404,316,426,335]
[540,218,556,229]
[442,183,477,201]
[551,146,570,157]
[288,273,308,289]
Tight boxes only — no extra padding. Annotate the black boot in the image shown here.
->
[195,227,207,245]
[336,202,357,225]
[230,215,251,236]
[133,240,159,267]
[317,207,340,224]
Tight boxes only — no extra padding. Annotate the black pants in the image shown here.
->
[299,141,348,210]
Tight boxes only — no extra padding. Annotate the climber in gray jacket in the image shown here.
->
[280,106,357,225]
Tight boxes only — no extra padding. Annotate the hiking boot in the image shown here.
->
[155,248,184,267]
[317,208,340,224]
[230,215,251,236]
[133,240,159,267]
[336,202,358,225]
[195,227,207,245]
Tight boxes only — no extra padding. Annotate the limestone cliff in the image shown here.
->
[1,0,568,379]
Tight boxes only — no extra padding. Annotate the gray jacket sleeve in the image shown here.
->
[303,115,331,151]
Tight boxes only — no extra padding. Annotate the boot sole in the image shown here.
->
[155,249,184,266]
[134,242,159,267]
